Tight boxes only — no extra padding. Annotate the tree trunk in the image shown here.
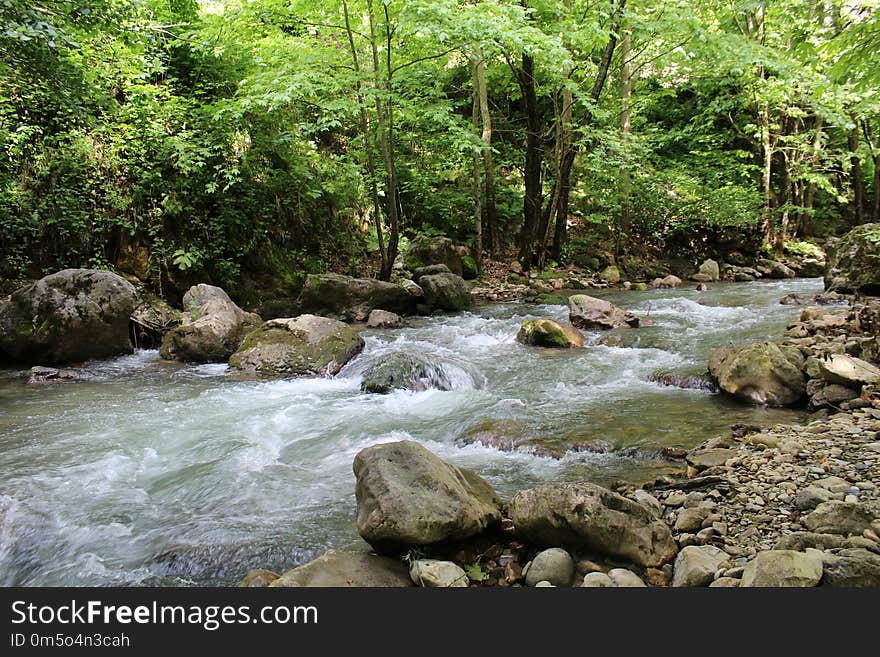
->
[517,52,542,268]
[473,50,497,256]
[849,124,865,225]
[342,0,386,277]
[471,59,483,270]
[800,116,824,236]
[367,0,400,281]
[862,119,880,221]
[550,0,626,261]
[760,95,775,247]
[618,27,632,259]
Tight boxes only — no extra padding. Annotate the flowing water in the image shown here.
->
[0,278,824,585]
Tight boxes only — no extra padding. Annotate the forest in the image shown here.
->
[2,0,879,305]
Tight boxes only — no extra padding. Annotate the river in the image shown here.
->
[0,277,824,585]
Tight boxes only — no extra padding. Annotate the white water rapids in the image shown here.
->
[0,278,823,585]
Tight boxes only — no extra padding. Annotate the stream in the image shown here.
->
[0,277,824,585]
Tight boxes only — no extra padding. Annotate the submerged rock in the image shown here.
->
[26,365,80,384]
[360,352,451,393]
[353,440,502,553]
[568,294,641,330]
[824,223,880,294]
[0,268,137,364]
[509,482,678,567]
[297,273,421,321]
[228,314,363,377]
[708,341,806,407]
[516,318,584,348]
[160,284,261,362]
[270,549,412,587]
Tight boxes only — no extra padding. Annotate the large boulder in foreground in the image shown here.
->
[418,272,473,312]
[297,273,421,321]
[568,294,640,330]
[160,284,261,362]
[509,482,678,568]
[228,314,363,377]
[740,550,823,587]
[269,549,412,587]
[405,235,463,276]
[516,318,584,348]
[0,269,137,364]
[708,341,806,407]
[354,440,502,553]
[824,223,880,294]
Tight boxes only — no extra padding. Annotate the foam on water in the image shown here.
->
[0,278,822,585]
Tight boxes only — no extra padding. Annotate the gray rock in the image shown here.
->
[525,548,575,587]
[418,273,473,312]
[297,273,421,321]
[823,223,880,294]
[353,441,501,553]
[409,560,469,587]
[0,269,137,364]
[607,568,647,587]
[568,294,641,330]
[633,490,663,517]
[161,284,261,363]
[708,341,806,407]
[581,572,614,587]
[360,352,451,393]
[709,577,741,587]
[697,259,720,281]
[509,482,678,567]
[516,318,584,348]
[756,258,796,279]
[686,448,736,470]
[673,545,732,587]
[805,501,877,536]
[795,486,837,511]
[411,264,453,282]
[773,532,845,551]
[820,548,880,587]
[228,314,363,377]
[270,549,412,587]
[675,507,712,533]
[817,354,880,388]
[406,236,463,276]
[740,550,823,587]
[366,309,402,328]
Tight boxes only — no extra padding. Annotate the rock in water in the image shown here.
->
[160,284,261,362]
[651,275,682,288]
[568,294,641,330]
[516,318,584,348]
[360,352,451,393]
[524,548,574,587]
[816,354,880,389]
[297,273,421,321]
[0,269,137,364]
[708,341,806,407]
[672,545,731,587]
[366,309,402,329]
[824,223,880,294]
[353,440,502,553]
[740,550,823,587]
[228,314,363,377]
[270,549,412,587]
[508,482,678,567]
[756,258,796,279]
[409,560,469,587]
[697,259,720,281]
[405,236,464,275]
[418,272,473,312]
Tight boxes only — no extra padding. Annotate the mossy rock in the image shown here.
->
[419,273,473,312]
[461,255,479,280]
[360,352,450,393]
[516,318,584,348]
[534,293,567,305]
[228,314,364,377]
[405,236,463,276]
[824,223,880,294]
